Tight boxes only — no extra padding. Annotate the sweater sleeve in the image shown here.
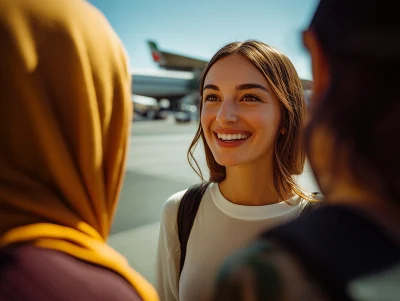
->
[156,190,186,301]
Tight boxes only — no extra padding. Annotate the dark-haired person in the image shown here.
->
[156,40,318,301]
[213,1,400,301]
[0,0,158,300]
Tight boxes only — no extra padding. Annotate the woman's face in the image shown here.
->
[201,54,282,168]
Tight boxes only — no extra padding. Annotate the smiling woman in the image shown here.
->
[156,40,318,301]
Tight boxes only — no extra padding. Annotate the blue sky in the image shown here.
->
[88,0,318,80]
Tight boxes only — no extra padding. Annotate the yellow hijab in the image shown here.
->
[0,0,158,300]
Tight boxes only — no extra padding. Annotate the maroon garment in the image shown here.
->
[0,244,143,301]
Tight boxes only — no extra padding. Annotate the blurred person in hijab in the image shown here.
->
[0,0,158,300]
[213,1,400,300]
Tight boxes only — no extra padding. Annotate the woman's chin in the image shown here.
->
[215,157,247,168]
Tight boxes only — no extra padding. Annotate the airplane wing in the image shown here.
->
[148,40,208,71]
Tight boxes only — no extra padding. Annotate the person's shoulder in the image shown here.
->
[166,189,188,204]
[0,245,143,301]
[215,240,330,301]
[163,182,211,210]
[295,192,325,215]
[163,188,188,214]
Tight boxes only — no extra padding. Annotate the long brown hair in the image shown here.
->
[188,40,309,201]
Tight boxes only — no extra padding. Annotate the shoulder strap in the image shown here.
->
[262,205,400,301]
[300,192,324,215]
[177,182,210,275]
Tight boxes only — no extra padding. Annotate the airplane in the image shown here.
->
[131,41,312,119]
[131,41,206,106]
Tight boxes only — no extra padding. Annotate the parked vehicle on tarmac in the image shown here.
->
[132,94,161,120]
[174,92,199,123]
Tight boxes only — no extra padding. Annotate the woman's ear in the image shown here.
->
[303,29,330,107]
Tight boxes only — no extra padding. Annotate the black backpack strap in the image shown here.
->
[177,182,210,274]
[262,205,400,301]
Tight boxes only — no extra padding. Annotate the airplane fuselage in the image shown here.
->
[132,68,197,101]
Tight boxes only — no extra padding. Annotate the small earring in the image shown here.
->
[280,129,286,135]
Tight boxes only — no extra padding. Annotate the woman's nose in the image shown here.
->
[215,100,238,125]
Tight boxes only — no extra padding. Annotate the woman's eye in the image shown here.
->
[242,95,261,102]
[204,94,219,102]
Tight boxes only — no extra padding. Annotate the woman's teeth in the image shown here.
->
[216,133,249,141]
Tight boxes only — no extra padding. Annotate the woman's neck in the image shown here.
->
[219,157,289,206]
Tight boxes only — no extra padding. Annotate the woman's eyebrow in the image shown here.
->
[203,83,268,92]
[236,83,268,92]
[203,84,219,91]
